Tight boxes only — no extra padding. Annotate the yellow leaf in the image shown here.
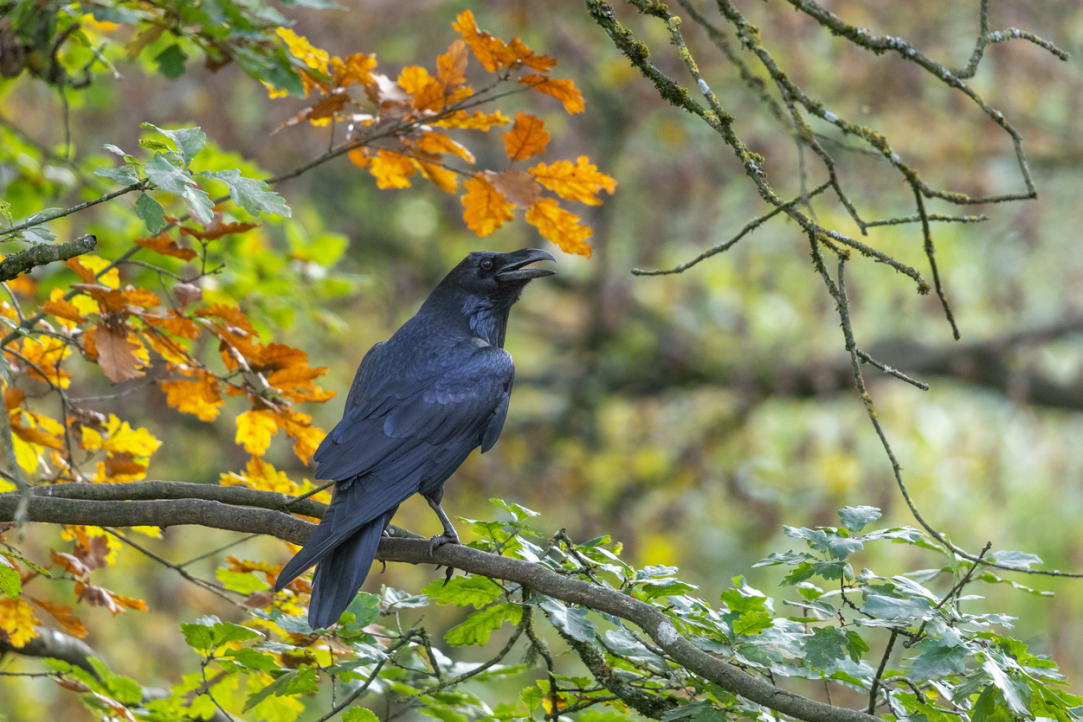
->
[525,198,593,257]
[83,414,161,457]
[529,156,617,206]
[369,150,416,189]
[76,255,120,289]
[418,162,458,194]
[261,81,289,99]
[276,28,329,75]
[519,74,585,114]
[461,175,515,237]
[12,435,39,474]
[417,132,475,164]
[432,109,509,131]
[220,456,298,495]
[44,288,86,327]
[161,376,224,422]
[0,597,41,648]
[236,409,278,456]
[332,53,377,88]
[502,112,549,162]
[451,9,507,73]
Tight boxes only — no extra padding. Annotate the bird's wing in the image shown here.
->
[313,343,515,487]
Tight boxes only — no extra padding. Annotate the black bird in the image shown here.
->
[274,248,555,629]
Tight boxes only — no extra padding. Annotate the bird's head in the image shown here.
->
[422,248,556,346]
[441,248,556,303]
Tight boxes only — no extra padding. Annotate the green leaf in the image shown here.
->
[603,627,667,669]
[982,658,1029,715]
[216,569,269,594]
[199,169,291,217]
[423,575,504,609]
[140,124,207,167]
[989,550,1043,570]
[183,184,215,223]
[94,165,140,185]
[445,603,522,646]
[782,560,849,585]
[861,593,932,621]
[145,154,194,194]
[971,686,1016,722]
[784,525,864,560]
[732,610,773,636]
[803,627,848,669]
[13,209,60,244]
[221,648,280,673]
[251,608,317,634]
[0,565,20,599]
[538,597,596,642]
[339,592,380,631]
[87,658,143,705]
[838,506,881,533]
[102,144,127,156]
[660,701,729,721]
[908,635,968,681]
[343,709,379,722]
[135,193,167,234]
[243,666,319,712]
[490,497,539,521]
[180,615,261,651]
[155,44,189,79]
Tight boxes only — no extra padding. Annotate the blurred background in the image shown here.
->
[2,0,1083,718]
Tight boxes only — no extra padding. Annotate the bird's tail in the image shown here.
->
[306,508,395,630]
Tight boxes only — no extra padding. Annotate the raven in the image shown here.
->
[274,248,555,629]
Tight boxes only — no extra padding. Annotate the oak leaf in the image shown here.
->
[432,109,509,131]
[525,198,593,257]
[81,414,162,457]
[0,597,40,647]
[519,74,585,114]
[178,222,259,241]
[276,28,329,75]
[416,132,475,164]
[398,66,444,112]
[462,175,515,237]
[136,232,198,261]
[418,162,458,194]
[43,288,87,325]
[220,456,297,495]
[122,287,161,308]
[369,150,416,189]
[502,112,549,162]
[30,598,87,638]
[529,156,617,205]
[161,375,224,422]
[484,170,541,209]
[332,53,377,88]
[236,409,278,456]
[437,40,468,87]
[87,325,144,383]
[172,283,203,308]
[452,10,508,73]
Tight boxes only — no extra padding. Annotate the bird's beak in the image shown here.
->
[495,248,556,282]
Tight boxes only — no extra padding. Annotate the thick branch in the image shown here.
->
[0,490,876,722]
[0,234,96,281]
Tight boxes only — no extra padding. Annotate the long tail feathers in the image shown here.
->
[306,509,394,630]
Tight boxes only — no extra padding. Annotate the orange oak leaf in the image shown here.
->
[452,10,508,73]
[195,304,255,333]
[135,233,198,261]
[236,409,278,456]
[220,456,298,495]
[432,109,509,131]
[50,549,91,577]
[142,310,200,339]
[525,198,593,257]
[484,170,541,209]
[178,222,259,241]
[332,53,377,88]
[29,598,88,639]
[416,132,475,164]
[369,150,416,189]
[276,28,329,75]
[503,37,557,73]
[348,147,371,168]
[418,162,458,194]
[122,287,161,308]
[11,418,64,450]
[502,112,549,162]
[4,386,24,410]
[161,374,224,422]
[43,289,86,325]
[71,283,127,313]
[519,74,585,114]
[86,325,144,383]
[437,40,468,88]
[462,174,515,237]
[398,66,444,112]
[529,156,617,206]
[64,258,97,283]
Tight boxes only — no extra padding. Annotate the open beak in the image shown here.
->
[495,248,556,282]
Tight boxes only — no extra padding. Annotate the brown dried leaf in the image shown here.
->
[172,283,203,308]
[88,325,143,383]
[484,170,541,210]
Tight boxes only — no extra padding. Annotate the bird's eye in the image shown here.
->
[480,259,494,271]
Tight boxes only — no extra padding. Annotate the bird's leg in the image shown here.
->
[425,495,461,556]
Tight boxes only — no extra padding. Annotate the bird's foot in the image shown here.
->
[428,531,460,557]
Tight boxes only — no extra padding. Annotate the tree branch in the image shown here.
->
[0,487,877,722]
[0,234,97,281]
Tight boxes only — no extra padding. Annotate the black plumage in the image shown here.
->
[273,248,555,629]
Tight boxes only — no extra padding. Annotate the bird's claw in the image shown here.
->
[428,532,460,557]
